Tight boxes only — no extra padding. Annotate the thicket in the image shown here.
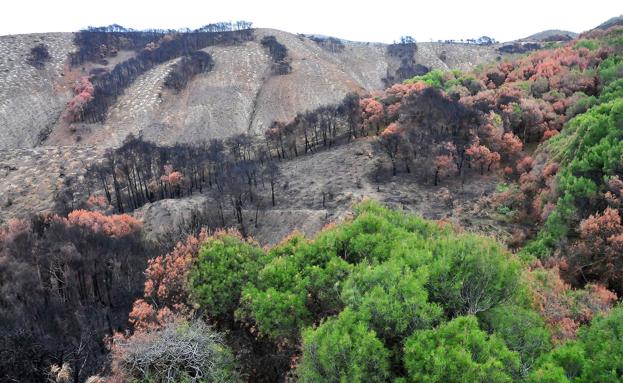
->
[121,201,619,381]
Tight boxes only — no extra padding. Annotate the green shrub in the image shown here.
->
[529,306,623,382]
[297,309,391,383]
[341,259,443,343]
[574,39,599,51]
[189,233,267,319]
[404,316,520,383]
[405,69,446,89]
[575,306,623,382]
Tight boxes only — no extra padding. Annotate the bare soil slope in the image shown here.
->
[2,29,503,150]
[0,33,74,150]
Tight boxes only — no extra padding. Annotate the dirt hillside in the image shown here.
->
[2,29,503,150]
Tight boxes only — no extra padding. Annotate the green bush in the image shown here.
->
[404,316,520,382]
[574,39,599,51]
[341,259,443,343]
[426,234,521,316]
[529,306,623,382]
[575,306,623,382]
[480,305,552,375]
[405,69,446,88]
[297,309,391,383]
[189,234,267,319]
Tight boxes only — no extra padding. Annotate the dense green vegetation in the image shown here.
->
[175,201,620,381]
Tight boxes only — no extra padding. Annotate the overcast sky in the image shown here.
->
[1,0,620,42]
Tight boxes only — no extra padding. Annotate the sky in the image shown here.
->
[1,0,620,42]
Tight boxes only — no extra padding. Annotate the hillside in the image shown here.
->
[0,28,503,150]
[594,15,623,30]
[519,29,578,42]
[1,16,623,383]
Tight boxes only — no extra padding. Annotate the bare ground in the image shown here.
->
[133,138,513,246]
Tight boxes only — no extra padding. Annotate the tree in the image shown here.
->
[297,309,391,383]
[66,76,95,122]
[263,160,281,206]
[404,316,521,383]
[130,230,210,329]
[189,231,266,322]
[237,234,351,340]
[570,208,623,293]
[341,259,442,344]
[427,234,520,316]
[378,122,405,176]
[466,141,501,174]
[480,305,553,375]
[434,141,457,185]
[360,98,384,135]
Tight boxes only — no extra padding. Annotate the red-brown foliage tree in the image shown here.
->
[66,76,95,122]
[378,122,405,176]
[527,263,617,343]
[465,141,501,174]
[360,97,385,135]
[61,209,142,238]
[129,229,212,329]
[570,208,623,293]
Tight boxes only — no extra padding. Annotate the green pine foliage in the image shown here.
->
[297,309,392,383]
[404,316,521,382]
[186,201,623,381]
[188,233,267,319]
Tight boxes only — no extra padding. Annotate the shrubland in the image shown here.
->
[109,201,619,382]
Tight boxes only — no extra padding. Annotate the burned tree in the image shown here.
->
[164,51,215,92]
[26,43,50,69]
[261,35,291,75]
